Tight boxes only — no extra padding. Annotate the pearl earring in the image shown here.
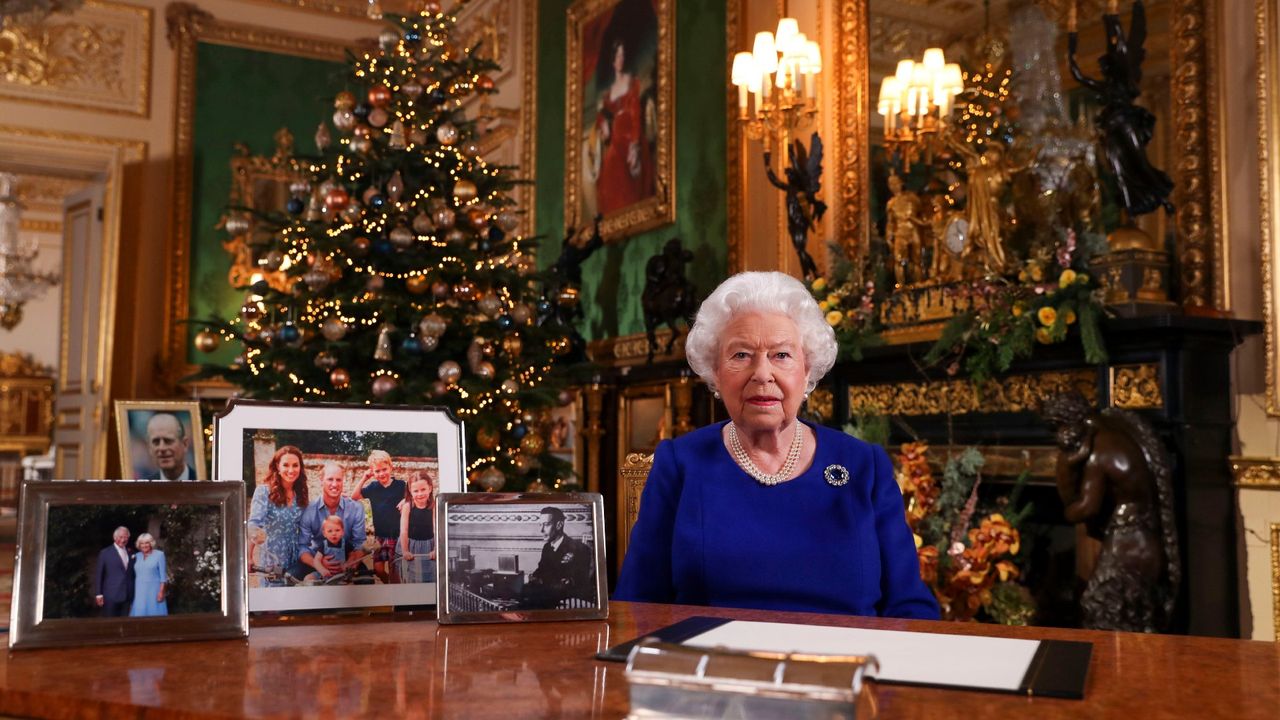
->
[713,390,721,399]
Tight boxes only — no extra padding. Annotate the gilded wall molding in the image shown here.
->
[835,0,868,262]
[163,2,353,383]
[0,0,152,117]
[587,329,686,367]
[238,0,417,19]
[1271,522,1279,642]
[1230,456,1280,489]
[725,0,742,273]
[1258,0,1280,415]
[1109,363,1164,410]
[848,369,1097,417]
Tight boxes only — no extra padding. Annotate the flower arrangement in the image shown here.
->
[808,245,884,361]
[898,441,1036,624]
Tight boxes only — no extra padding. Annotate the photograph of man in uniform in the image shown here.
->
[93,526,134,617]
[520,507,595,609]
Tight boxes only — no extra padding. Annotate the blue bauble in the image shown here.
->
[404,29,421,43]
[370,194,385,209]
[286,197,304,215]
[487,226,505,243]
[427,89,447,106]
[511,423,528,440]
[250,279,270,295]
[477,238,492,254]
[401,336,423,355]
[353,102,371,119]
[536,299,553,315]
[374,238,394,255]
[496,314,514,330]
[279,323,300,343]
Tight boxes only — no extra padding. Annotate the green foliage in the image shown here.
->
[843,411,890,447]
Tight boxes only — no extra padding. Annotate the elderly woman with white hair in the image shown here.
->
[615,271,939,618]
[129,532,168,617]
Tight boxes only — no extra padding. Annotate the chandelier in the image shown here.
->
[729,16,823,146]
[0,174,59,330]
[876,48,965,167]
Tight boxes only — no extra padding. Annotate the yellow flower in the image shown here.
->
[1058,269,1077,288]
[1029,265,1044,282]
[1076,272,1089,285]
[1036,306,1057,326]
[1011,303,1024,317]
[913,533,923,549]
[818,300,830,312]
[1018,270,1029,283]
[811,277,827,292]
[827,293,841,306]
[826,310,844,326]
[1035,327,1052,344]
[1065,309,1077,325]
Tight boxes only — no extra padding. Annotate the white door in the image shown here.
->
[53,182,106,479]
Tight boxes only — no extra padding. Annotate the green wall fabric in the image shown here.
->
[536,0,727,340]
[187,43,346,365]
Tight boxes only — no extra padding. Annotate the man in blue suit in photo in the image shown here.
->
[94,526,134,616]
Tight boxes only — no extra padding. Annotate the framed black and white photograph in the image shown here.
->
[8,480,247,649]
[212,399,466,612]
[114,400,207,481]
[437,492,607,624]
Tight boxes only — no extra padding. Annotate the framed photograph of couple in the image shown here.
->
[212,400,466,613]
[114,400,207,481]
[437,492,607,624]
[565,0,674,240]
[8,480,248,649]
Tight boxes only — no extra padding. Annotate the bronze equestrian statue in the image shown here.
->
[1041,391,1179,632]
[641,237,696,363]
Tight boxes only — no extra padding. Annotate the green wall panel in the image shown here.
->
[536,0,728,341]
[187,43,346,365]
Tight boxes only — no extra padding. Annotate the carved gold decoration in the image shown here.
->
[617,451,654,573]
[13,173,92,213]
[836,0,870,263]
[18,218,59,233]
[1109,363,1164,409]
[806,387,834,423]
[517,0,538,240]
[848,369,1097,417]
[163,2,352,384]
[587,328,686,367]
[725,0,742,273]
[1271,522,1279,642]
[455,0,514,82]
[1259,0,1280,415]
[1229,456,1280,489]
[222,128,299,293]
[0,351,52,377]
[238,0,416,18]
[0,0,151,117]
[564,0,674,240]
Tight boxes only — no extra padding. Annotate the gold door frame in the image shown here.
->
[1258,0,1280,415]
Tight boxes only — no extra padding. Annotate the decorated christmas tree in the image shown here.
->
[190,2,580,493]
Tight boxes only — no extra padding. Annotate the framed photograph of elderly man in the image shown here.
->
[212,399,466,613]
[8,480,248,650]
[437,492,608,624]
[114,401,207,481]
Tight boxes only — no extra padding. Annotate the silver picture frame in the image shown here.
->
[9,480,248,649]
[437,492,608,624]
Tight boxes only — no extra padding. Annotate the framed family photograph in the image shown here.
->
[114,401,207,481]
[212,400,466,613]
[437,492,607,624]
[565,0,674,240]
[9,480,247,650]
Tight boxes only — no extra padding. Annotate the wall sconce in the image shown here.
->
[730,16,822,147]
[877,48,965,167]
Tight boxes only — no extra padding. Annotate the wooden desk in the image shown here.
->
[0,602,1276,718]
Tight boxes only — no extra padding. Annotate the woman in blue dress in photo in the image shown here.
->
[614,271,940,619]
[129,533,168,617]
[247,445,309,586]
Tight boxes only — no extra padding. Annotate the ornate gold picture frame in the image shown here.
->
[1259,0,1280,415]
[564,0,675,241]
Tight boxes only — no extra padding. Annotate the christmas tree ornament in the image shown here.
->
[231,353,246,370]
[314,122,332,152]
[373,237,393,255]
[476,427,499,449]
[454,278,478,301]
[510,423,528,440]
[332,109,356,132]
[466,206,489,231]
[350,136,372,154]
[520,432,545,455]
[324,186,350,212]
[409,126,428,145]
[289,179,311,196]
[520,410,536,425]
[240,302,263,322]
[334,91,356,110]
[389,225,415,249]
[496,314,514,331]
[477,291,502,317]
[495,209,520,232]
[430,379,448,396]
[286,197,305,215]
[378,29,399,50]
[401,334,423,355]
[314,350,338,369]
[321,316,348,341]
[386,171,404,202]
[404,27,421,43]
[476,466,505,492]
[422,1,441,15]
[426,88,447,106]
[406,274,431,294]
[279,322,301,344]
[466,338,484,369]
[305,194,324,221]
[365,274,385,292]
[419,312,447,337]
[419,334,439,351]
[476,361,495,379]
[258,325,277,346]
[500,378,519,394]
[354,103,371,121]
[370,195,386,209]
[510,303,533,324]
[350,236,370,257]
[341,202,364,224]
[476,74,495,91]
[402,82,423,99]
[461,140,481,157]
[389,121,406,150]
[272,358,290,373]
[224,214,250,235]
[445,228,466,245]
[303,267,331,291]
[241,328,261,344]
[412,212,434,234]
[431,280,450,298]
[330,367,352,389]
[502,335,523,357]
[453,179,477,202]
[438,360,462,384]
[368,107,389,129]
[433,207,455,228]
[435,122,458,145]
[368,85,393,108]
[374,323,395,361]
[194,329,220,353]
[361,186,380,205]
[524,478,549,493]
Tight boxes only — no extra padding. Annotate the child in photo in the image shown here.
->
[399,472,436,583]
[351,449,407,584]
[305,515,353,583]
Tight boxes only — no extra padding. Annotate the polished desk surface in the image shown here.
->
[0,602,1276,719]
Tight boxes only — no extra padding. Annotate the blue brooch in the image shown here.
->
[824,464,849,487]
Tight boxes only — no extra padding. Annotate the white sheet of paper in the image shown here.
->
[683,620,1041,691]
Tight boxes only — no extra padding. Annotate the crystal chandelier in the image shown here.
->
[0,173,59,330]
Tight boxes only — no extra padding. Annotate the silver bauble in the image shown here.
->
[496,209,520,232]
[368,107,389,129]
[435,122,458,145]
[476,466,505,492]
[437,360,462,384]
[332,109,356,132]
[433,207,456,228]
[389,225,415,248]
[321,316,347,341]
[412,212,433,234]
[418,312,447,337]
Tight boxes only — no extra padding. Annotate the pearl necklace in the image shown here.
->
[727,421,804,486]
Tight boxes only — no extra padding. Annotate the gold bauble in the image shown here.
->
[520,432,545,455]
[194,329,220,353]
[453,179,478,203]
[476,427,500,450]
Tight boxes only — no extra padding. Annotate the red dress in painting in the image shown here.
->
[595,77,652,215]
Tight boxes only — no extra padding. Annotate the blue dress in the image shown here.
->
[129,550,168,617]
[614,421,940,619]
[248,484,303,584]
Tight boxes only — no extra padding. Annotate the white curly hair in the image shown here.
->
[684,271,836,394]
